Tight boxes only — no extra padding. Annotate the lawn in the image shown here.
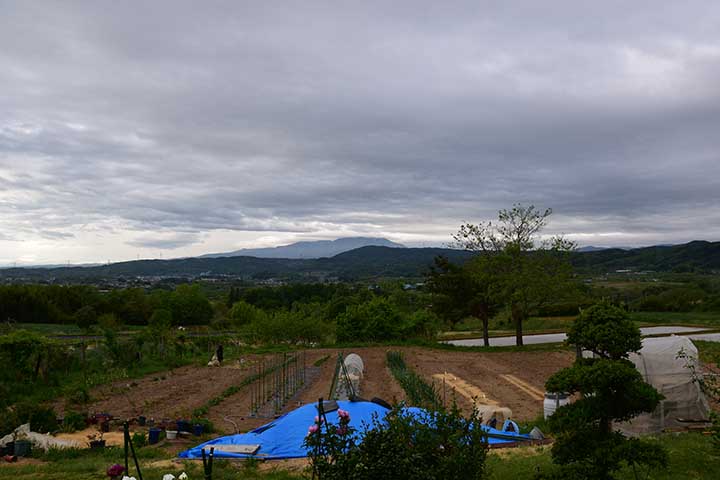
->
[487,432,719,479]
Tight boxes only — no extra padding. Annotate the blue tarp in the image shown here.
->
[178,401,531,460]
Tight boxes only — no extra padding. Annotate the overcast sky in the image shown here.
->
[1,1,719,264]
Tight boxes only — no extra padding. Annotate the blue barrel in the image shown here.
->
[193,424,204,436]
[176,420,191,433]
[148,427,161,445]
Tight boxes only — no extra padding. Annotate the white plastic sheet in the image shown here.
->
[0,424,81,450]
[622,336,710,434]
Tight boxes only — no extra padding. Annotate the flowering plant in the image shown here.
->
[304,402,488,480]
[106,464,124,478]
[303,405,357,479]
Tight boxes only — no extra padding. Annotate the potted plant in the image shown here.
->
[88,431,106,449]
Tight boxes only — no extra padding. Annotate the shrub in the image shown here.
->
[542,301,668,479]
[66,386,91,406]
[131,431,148,448]
[403,310,442,339]
[304,404,488,480]
[228,301,266,327]
[242,308,331,345]
[336,297,404,342]
[191,417,215,434]
[61,411,87,432]
[14,402,59,433]
[0,408,20,437]
[0,330,59,383]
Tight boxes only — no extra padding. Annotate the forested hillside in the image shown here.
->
[1,241,718,283]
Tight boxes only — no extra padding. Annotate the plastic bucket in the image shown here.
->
[193,424,204,436]
[543,392,570,419]
[148,428,161,445]
[165,430,178,440]
[14,440,31,457]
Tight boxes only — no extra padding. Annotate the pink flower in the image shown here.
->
[314,415,324,424]
[106,464,125,477]
[308,424,319,435]
[336,426,348,435]
[337,409,350,420]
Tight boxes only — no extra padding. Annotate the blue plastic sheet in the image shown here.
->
[178,401,531,460]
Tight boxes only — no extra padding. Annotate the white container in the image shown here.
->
[165,430,178,440]
[543,392,570,419]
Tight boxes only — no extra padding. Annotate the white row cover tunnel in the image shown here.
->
[335,353,364,400]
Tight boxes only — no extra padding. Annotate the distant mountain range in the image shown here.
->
[1,240,718,283]
[200,237,405,259]
[569,240,720,273]
[576,246,626,252]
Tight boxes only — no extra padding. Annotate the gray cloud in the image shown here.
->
[1,1,720,263]
[126,232,203,250]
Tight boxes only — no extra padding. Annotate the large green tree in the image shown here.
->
[427,255,501,346]
[543,301,668,479]
[453,204,576,346]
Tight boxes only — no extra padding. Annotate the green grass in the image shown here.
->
[2,432,716,479]
[629,311,720,327]
[695,340,720,365]
[486,432,720,479]
[14,323,146,336]
[0,446,301,479]
[14,323,84,335]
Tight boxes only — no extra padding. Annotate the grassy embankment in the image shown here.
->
[486,432,719,479]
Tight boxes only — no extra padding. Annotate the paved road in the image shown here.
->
[446,326,712,347]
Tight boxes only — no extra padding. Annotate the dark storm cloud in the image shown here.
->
[1,1,720,261]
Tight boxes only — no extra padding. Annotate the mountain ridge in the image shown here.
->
[0,240,718,282]
[200,236,405,259]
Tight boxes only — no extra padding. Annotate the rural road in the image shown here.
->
[446,326,714,347]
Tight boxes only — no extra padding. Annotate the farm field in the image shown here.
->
[50,347,573,436]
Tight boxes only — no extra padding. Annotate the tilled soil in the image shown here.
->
[55,347,572,434]
[206,347,407,434]
[53,357,261,421]
[403,348,574,421]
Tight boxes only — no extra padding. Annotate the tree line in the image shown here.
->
[0,283,213,328]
